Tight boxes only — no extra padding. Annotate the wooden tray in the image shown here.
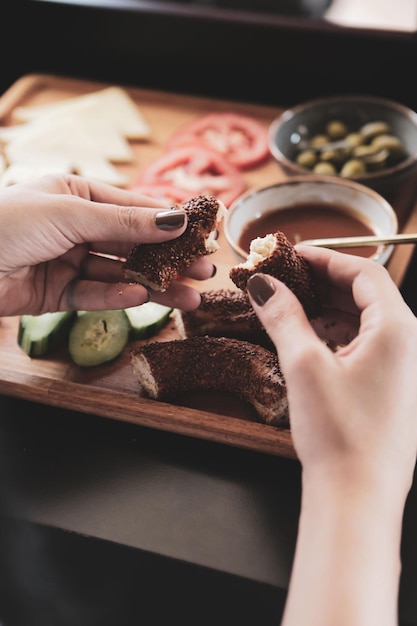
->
[1,73,417,460]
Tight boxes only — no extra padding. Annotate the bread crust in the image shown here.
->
[173,288,273,349]
[122,194,226,291]
[229,231,321,319]
[131,336,289,427]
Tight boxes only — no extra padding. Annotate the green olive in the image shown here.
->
[340,159,367,177]
[326,120,348,139]
[371,134,406,159]
[359,121,391,141]
[362,148,390,168]
[352,145,382,158]
[320,148,346,165]
[352,144,390,169]
[344,132,364,148]
[296,149,317,168]
[310,134,330,147]
[312,162,337,175]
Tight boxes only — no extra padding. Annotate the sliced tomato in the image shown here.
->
[129,183,194,205]
[166,112,270,169]
[137,145,246,207]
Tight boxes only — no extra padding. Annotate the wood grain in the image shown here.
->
[1,73,417,459]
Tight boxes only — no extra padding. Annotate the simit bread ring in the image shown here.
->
[172,288,273,349]
[229,230,321,319]
[122,194,227,291]
[130,336,289,427]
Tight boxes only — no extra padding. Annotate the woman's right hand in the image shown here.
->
[248,246,417,626]
[247,246,417,492]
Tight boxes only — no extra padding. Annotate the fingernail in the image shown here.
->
[247,273,276,306]
[156,209,186,230]
[211,265,217,278]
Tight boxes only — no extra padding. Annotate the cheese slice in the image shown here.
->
[0,161,73,187]
[4,115,134,164]
[0,153,6,176]
[13,86,151,140]
[0,125,27,143]
[0,85,149,186]
[4,116,129,187]
[0,118,133,162]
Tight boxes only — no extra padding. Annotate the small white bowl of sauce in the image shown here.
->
[224,175,398,265]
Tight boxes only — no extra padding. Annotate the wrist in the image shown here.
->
[302,456,412,517]
[282,464,405,626]
[299,461,406,586]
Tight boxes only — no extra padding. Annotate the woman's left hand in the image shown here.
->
[0,174,215,316]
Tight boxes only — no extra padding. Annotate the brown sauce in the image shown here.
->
[238,202,378,258]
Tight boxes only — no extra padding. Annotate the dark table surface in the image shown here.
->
[2,385,417,626]
[2,2,417,624]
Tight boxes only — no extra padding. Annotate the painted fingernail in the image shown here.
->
[247,273,276,306]
[155,209,186,230]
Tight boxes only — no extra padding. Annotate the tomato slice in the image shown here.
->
[166,112,270,169]
[137,145,246,207]
[129,183,194,205]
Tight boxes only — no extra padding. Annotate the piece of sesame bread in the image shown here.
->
[122,195,227,291]
[131,336,289,427]
[229,231,321,319]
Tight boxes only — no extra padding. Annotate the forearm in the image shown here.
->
[281,472,405,626]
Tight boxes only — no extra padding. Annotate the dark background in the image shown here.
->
[4,0,417,110]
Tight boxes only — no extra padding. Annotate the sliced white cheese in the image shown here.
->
[72,158,128,187]
[0,161,73,187]
[13,86,151,140]
[0,158,127,188]
[4,115,134,164]
[0,85,150,187]
[0,125,28,143]
[0,153,6,175]
[4,116,130,186]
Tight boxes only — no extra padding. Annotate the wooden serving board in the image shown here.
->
[1,73,417,459]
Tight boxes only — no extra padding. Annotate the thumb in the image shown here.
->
[246,273,326,374]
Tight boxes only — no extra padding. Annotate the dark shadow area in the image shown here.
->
[400,247,417,315]
[0,397,292,626]
[152,0,332,18]
[3,1,417,112]
[0,521,286,626]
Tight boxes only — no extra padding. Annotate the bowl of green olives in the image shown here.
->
[268,95,417,198]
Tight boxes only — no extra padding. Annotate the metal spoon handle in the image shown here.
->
[300,233,417,249]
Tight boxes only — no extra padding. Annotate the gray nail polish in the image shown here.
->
[156,210,186,230]
[247,273,275,306]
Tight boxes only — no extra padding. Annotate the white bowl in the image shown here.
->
[224,175,398,266]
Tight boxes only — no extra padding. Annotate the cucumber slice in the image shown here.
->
[124,302,172,339]
[68,309,130,367]
[18,311,75,357]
